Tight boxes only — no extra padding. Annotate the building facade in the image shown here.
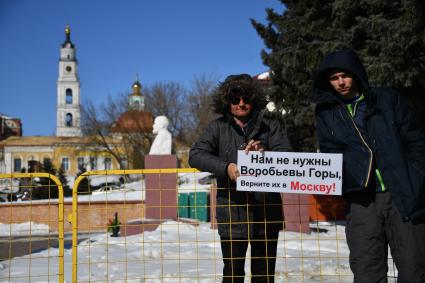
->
[0,136,121,175]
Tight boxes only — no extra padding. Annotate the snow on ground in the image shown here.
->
[0,172,398,282]
[0,221,349,282]
[0,222,50,236]
[0,221,399,282]
[178,172,212,193]
[70,172,212,202]
[76,188,145,202]
[88,175,122,187]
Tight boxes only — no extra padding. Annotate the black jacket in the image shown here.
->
[313,50,425,223]
[189,111,291,238]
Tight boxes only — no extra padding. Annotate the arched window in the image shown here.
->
[61,157,70,171]
[90,157,98,170]
[121,156,128,169]
[13,158,22,172]
[104,157,112,170]
[65,113,73,127]
[43,156,52,166]
[66,89,73,104]
[77,157,85,171]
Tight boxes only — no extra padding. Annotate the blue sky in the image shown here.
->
[0,0,284,136]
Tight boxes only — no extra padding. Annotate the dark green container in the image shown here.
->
[178,192,190,218]
[189,192,209,222]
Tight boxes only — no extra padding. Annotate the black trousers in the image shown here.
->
[345,191,425,283]
[220,234,279,283]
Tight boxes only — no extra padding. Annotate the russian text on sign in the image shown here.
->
[237,151,342,195]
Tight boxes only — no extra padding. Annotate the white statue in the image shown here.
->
[149,116,172,155]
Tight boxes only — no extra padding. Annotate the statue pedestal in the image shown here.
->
[144,155,178,220]
[281,193,310,233]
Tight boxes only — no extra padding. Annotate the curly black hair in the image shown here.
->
[212,74,268,115]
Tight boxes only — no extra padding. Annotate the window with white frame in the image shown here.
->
[66,88,73,104]
[13,158,22,172]
[77,157,85,171]
[90,157,97,170]
[65,113,73,127]
[61,157,70,171]
[121,157,128,169]
[104,157,112,170]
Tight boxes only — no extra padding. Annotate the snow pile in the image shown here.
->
[0,222,50,236]
[0,221,400,282]
[0,221,357,282]
[178,172,212,193]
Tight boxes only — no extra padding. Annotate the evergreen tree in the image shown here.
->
[57,166,69,192]
[42,158,56,175]
[35,159,59,199]
[75,166,90,195]
[252,0,425,151]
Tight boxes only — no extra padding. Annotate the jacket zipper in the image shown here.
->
[344,108,374,187]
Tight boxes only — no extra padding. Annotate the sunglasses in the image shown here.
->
[229,95,251,105]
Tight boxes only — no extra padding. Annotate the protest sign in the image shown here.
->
[237,151,342,195]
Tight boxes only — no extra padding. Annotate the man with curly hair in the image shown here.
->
[189,74,291,282]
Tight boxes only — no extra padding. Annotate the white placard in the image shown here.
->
[237,151,342,195]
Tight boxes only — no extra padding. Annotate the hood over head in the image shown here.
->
[312,49,369,103]
[212,73,267,115]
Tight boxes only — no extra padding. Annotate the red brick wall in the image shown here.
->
[0,201,145,233]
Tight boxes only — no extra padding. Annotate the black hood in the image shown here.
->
[312,49,370,104]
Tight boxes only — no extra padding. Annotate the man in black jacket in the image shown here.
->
[313,49,425,283]
[189,74,291,283]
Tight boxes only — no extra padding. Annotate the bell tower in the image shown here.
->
[56,25,82,137]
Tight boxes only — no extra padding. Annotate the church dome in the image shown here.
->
[132,81,142,95]
[111,77,152,133]
[111,110,153,133]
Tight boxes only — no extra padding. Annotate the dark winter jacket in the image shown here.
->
[312,50,425,223]
[189,111,291,238]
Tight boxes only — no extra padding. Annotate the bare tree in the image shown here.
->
[144,82,189,143]
[81,93,153,169]
[81,75,218,168]
[184,75,218,143]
